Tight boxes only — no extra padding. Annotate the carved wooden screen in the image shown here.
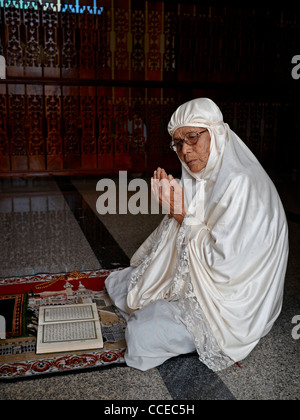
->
[0,1,299,176]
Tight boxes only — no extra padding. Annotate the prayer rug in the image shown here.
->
[0,269,127,380]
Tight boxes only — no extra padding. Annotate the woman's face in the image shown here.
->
[173,126,211,173]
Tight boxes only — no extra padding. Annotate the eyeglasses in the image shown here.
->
[170,129,208,152]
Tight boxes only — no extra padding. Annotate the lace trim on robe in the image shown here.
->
[168,216,235,371]
[128,216,173,292]
[127,215,234,372]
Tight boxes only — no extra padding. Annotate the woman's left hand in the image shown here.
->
[151,167,186,225]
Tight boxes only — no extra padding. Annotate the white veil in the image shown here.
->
[127,98,289,370]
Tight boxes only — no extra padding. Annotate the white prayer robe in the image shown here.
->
[106,98,289,371]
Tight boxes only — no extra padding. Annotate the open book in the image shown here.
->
[36,303,103,354]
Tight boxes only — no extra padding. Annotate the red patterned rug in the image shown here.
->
[0,269,127,380]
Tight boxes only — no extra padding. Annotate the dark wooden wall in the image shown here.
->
[0,0,299,176]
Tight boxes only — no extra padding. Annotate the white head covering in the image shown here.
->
[168,98,228,184]
[166,98,232,222]
[128,98,289,371]
[168,97,224,136]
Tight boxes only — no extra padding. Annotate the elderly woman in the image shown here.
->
[105,98,289,371]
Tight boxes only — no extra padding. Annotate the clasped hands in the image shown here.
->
[151,167,186,225]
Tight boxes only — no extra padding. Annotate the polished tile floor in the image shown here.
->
[0,174,299,400]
